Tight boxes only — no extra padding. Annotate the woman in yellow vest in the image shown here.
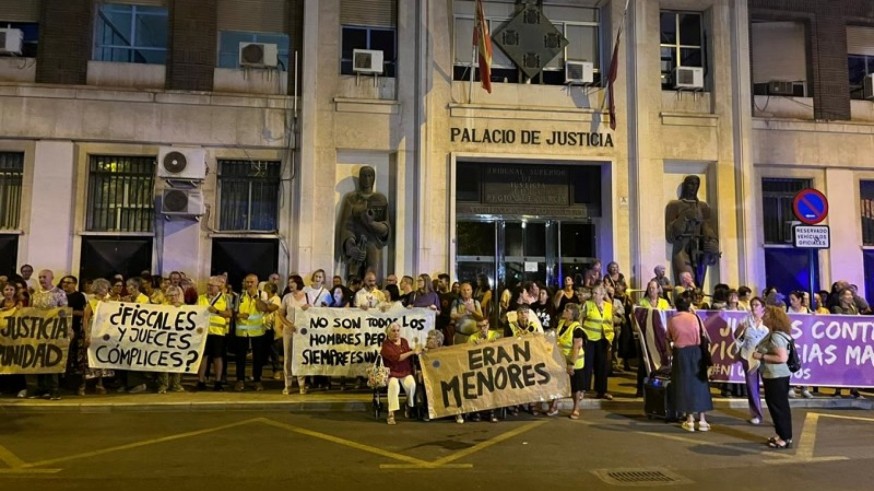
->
[196,276,231,391]
[581,283,614,400]
[546,303,585,419]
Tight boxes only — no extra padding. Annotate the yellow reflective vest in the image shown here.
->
[236,292,266,337]
[556,320,585,370]
[582,300,614,343]
[198,293,228,336]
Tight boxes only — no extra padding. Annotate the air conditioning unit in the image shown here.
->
[673,66,704,90]
[239,42,278,68]
[157,148,207,180]
[767,80,795,96]
[565,61,594,85]
[161,188,205,216]
[352,49,384,74]
[0,28,23,56]
[865,74,874,100]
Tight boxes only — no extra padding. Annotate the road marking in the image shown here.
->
[0,469,62,474]
[0,443,26,468]
[20,418,263,469]
[427,420,546,467]
[379,464,474,469]
[259,418,437,468]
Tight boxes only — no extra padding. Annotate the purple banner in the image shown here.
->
[632,308,874,388]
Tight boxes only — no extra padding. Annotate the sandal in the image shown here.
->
[569,411,580,420]
[387,414,396,425]
[768,439,791,449]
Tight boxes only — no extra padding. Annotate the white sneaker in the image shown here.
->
[801,389,814,399]
[788,389,798,399]
[456,415,464,424]
[16,389,27,399]
[697,422,711,432]
[748,417,761,425]
[129,384,148,394]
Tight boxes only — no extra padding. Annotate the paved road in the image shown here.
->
[1,407,873,490]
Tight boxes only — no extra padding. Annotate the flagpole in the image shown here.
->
[469,44,476,102]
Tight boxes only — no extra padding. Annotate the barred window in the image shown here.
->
[0,152,24,230]
[762,177,810,244]
[218,160,281,232]
[86,155,156,233]
[861,180,874,246]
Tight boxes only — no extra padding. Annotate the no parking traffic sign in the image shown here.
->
[792,188,829,225]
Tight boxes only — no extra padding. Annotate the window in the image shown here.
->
[847,26,874,100]
[0,22,39,57]
[861,180,874,245]
[340,26,396,77]
[762,177,810,244]
[452,4,601,86]
[93,3,168,64]
[0,152,24,230]
[86,155,156,233]
[218,160,281,232]
[217,31,290,70]
[660,11,703,89]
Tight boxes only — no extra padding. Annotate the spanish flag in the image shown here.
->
[474,0,493,93]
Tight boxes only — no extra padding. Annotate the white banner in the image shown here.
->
[292,305,436,376]
[88,301,211,374]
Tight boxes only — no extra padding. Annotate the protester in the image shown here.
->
[734,297,769,424]
[355,272,386,309]
[667,291,713,432]
[581,283,614,400]
[507,304,543,336]
[414,330,453,422]
[380,323,420,425]
[234,274,270,392]
[157,286,186,394]
[28,270,68,400]
[1,282,26,397]
[60,276,87,394]
[553,275,578,313]
[474,274,492,318]
[753,306,794,449]
[196,276,231,392]
[450,282,484,345]
[279,275,308,395]
[262,282,283,383]
[304,269,333,307]
[531,286,555,332]
[547,303,585,419]
[331,285,354,308]
[467,318,501,422]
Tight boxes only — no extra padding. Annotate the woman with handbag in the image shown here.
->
[734,297,769,425]
[666,291,713,432]
[380,323,422,424]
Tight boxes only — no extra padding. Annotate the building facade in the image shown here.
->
[1,0,873,299]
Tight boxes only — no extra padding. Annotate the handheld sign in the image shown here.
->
[792,188,828,225]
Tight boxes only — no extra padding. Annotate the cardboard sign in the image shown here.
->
[0,307,72,374]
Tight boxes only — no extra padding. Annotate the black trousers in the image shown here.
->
[583,338,609,394]
[234,335,268,383]
[763,376,793,441]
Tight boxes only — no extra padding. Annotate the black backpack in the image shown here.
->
[780,332,802,373]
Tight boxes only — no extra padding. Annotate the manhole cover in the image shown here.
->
[592,468,692,487]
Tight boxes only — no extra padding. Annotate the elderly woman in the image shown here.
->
[581,283,614,400]
[156,285,186,394]
[507,304,543,336]
[547,303,585,419]
[667,291,713,432]
[380,323,421,425]
[639,280,670,310]
[413,330,459,422]
[78,278,113,396]
[752,306,794,449]
[735,297,769,425]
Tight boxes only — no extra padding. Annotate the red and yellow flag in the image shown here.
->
[474,0,493,93]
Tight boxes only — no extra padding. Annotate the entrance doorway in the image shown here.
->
[456,219,596,292]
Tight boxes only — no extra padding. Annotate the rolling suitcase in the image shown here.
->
[644,375,678,422]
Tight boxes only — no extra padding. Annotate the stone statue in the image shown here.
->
[337,166,391,280]
[664,175,720,288]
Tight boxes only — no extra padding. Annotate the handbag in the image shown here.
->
[697,317,713,369]
[365,354,390,389]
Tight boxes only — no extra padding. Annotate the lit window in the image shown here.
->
[218,31,291,70]
[93,3,168,64]
[87,155,156,233]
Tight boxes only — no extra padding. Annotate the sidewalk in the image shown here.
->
[2,372,870,413]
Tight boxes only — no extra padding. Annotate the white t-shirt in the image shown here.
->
[281,292,307,326]
[304,286,332,307]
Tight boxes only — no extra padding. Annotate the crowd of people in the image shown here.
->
[1,259,871,445]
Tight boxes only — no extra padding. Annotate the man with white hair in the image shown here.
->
[29,269,68,400]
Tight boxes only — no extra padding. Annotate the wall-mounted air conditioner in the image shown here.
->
[161,189,205,216]
[767,80,795,96]
[0,28,23,56]
[239,42,279,68]
[565,61,594,85]
[673,66,704,90]
[865,74,874,100]
[157,148,207,181]
[352,49,384,74]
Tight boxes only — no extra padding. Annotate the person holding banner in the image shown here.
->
[547,303,585,420]
[304,269,333,307]
[752,306,794,449]
[1,282,27,398]
[279,275,309,395]
[355,272,387,310]
[380,323,421,425]
[407,274,440,312]
[581,283,614,400]
[29,269,68,400]
[81,279,113,396]
[734,297,769,425]
[196,277,232,392]
[156,286,186,394]
[666,291,713,432]
[508,305,543,337]
[233,275,271,392]
[451,283,484,345]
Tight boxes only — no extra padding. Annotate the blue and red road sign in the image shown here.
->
[792,188,829,225]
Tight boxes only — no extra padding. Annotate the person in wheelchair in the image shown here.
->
[380,323,422,425]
